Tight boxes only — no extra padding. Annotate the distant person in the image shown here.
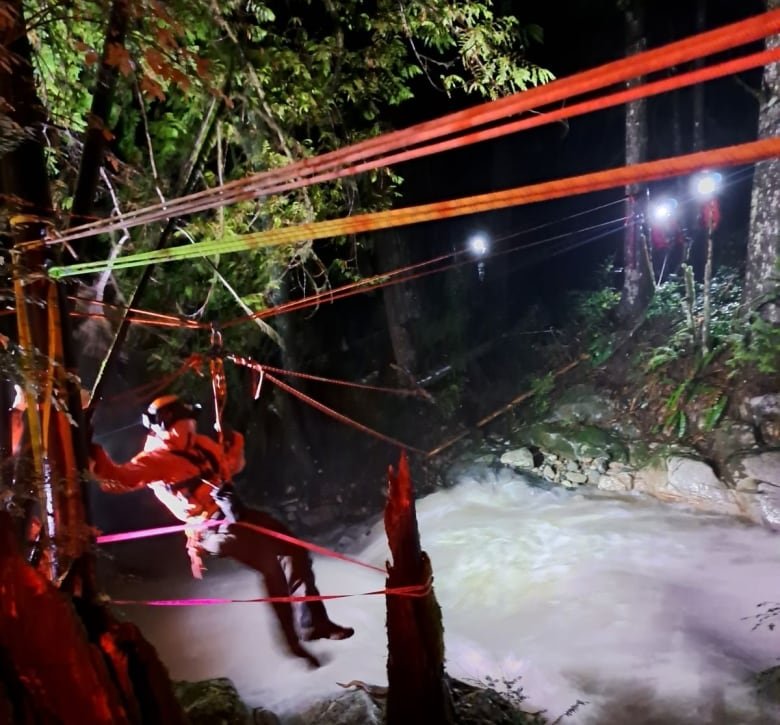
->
[89,394,353,668]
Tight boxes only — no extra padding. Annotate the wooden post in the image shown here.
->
[384,452,454,724]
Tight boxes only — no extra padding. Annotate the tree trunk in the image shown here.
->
[744,0,780,322]
[70,0,130,238]
[384,452,454,725]
[267,269,316,486]
[376,229,419,376]
[617,0,653,322]
[0,0,82,578]
[1,5,186,721]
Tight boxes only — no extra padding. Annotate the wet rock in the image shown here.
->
[252,707,281,724]
[740,450,780,486]
[499,448,534,469]
[548,384,616,425]
[740,394,780,445]
[451,677,544,724]
[289,690,383,724]
[475,453,499,466]
[659,456,740,516]
[756,665,780,704]
[517,423,628,463]
[563,472,588,486]
[174,678,253,725]
[597,471,634,492]
[724,449,780,508]
[712,418,758,458]
[758,482,780,528]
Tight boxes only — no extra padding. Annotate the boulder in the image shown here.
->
[597,471,634,492]
[499,448,534,469]
[758,483,780,528]
[711,418,757,459]
[723,450,780,526]
[740,394,780,445]
[740,450,780,486]
[290,690,383,724]
[517,423,628,463]
[657,456,741,516]
[562,471,588,486]
[756,665,780,704]
[451,678,544,724]
[174,678,253,725]
[548,384,616,425]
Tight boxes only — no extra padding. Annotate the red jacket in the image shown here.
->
[91,431,245,521]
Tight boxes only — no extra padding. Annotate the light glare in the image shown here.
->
[651,200,675,224]
[469,234,489,256]
[693,171,722,200]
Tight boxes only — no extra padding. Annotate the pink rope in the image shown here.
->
[95,520,221,544]
[109,583,431,607]
[96,518,386,574]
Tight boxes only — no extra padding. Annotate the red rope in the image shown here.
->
[220,251,456,329]
[243,362,428,399]
[229,355,426,454]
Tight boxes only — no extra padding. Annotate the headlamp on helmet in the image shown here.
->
[142,395,201,432]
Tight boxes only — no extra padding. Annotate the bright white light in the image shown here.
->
[651,199,676,224]
[469,234,489,257]
[693,171,721,200]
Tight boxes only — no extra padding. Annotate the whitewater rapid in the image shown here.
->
[104,466,780,723]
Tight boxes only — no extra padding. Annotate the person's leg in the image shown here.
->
[201,524,321,667]
[233,508,354,641]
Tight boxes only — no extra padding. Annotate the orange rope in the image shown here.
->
[52,137,777,276]
[43,8,780,247]
[229,357,429,398]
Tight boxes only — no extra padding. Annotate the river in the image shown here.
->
[104,466,780,723]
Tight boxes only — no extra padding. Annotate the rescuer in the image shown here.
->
[89,394,353,668]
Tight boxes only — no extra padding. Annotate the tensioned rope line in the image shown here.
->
[8,196,624,329]
[43,9,780,247]
[244,363,429,399]
[58,213,626,337]
[49,137,780,277]
[205,215,628,334]
[92,45,777,232]
[108,585,431,607]
[96,518,387,574]
[238,217,629,321]
[229,354,429,455]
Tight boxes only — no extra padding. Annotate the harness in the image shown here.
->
[167,443,222,497]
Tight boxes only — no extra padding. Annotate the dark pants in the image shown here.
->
[201,506,331,663]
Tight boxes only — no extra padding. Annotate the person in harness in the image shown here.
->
[89,394,354,668]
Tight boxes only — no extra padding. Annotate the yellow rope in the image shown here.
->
[11,255,44,477]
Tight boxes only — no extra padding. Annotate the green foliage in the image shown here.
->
[529,372,554,417]
[702,393,728,432]
[566,262,620,365]
[641,269,745,374]
[726,314,780,376]
[4,0,555,426]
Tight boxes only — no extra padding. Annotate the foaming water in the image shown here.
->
[107,467,780,723]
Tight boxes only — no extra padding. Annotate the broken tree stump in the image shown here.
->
[384,452,455,725]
